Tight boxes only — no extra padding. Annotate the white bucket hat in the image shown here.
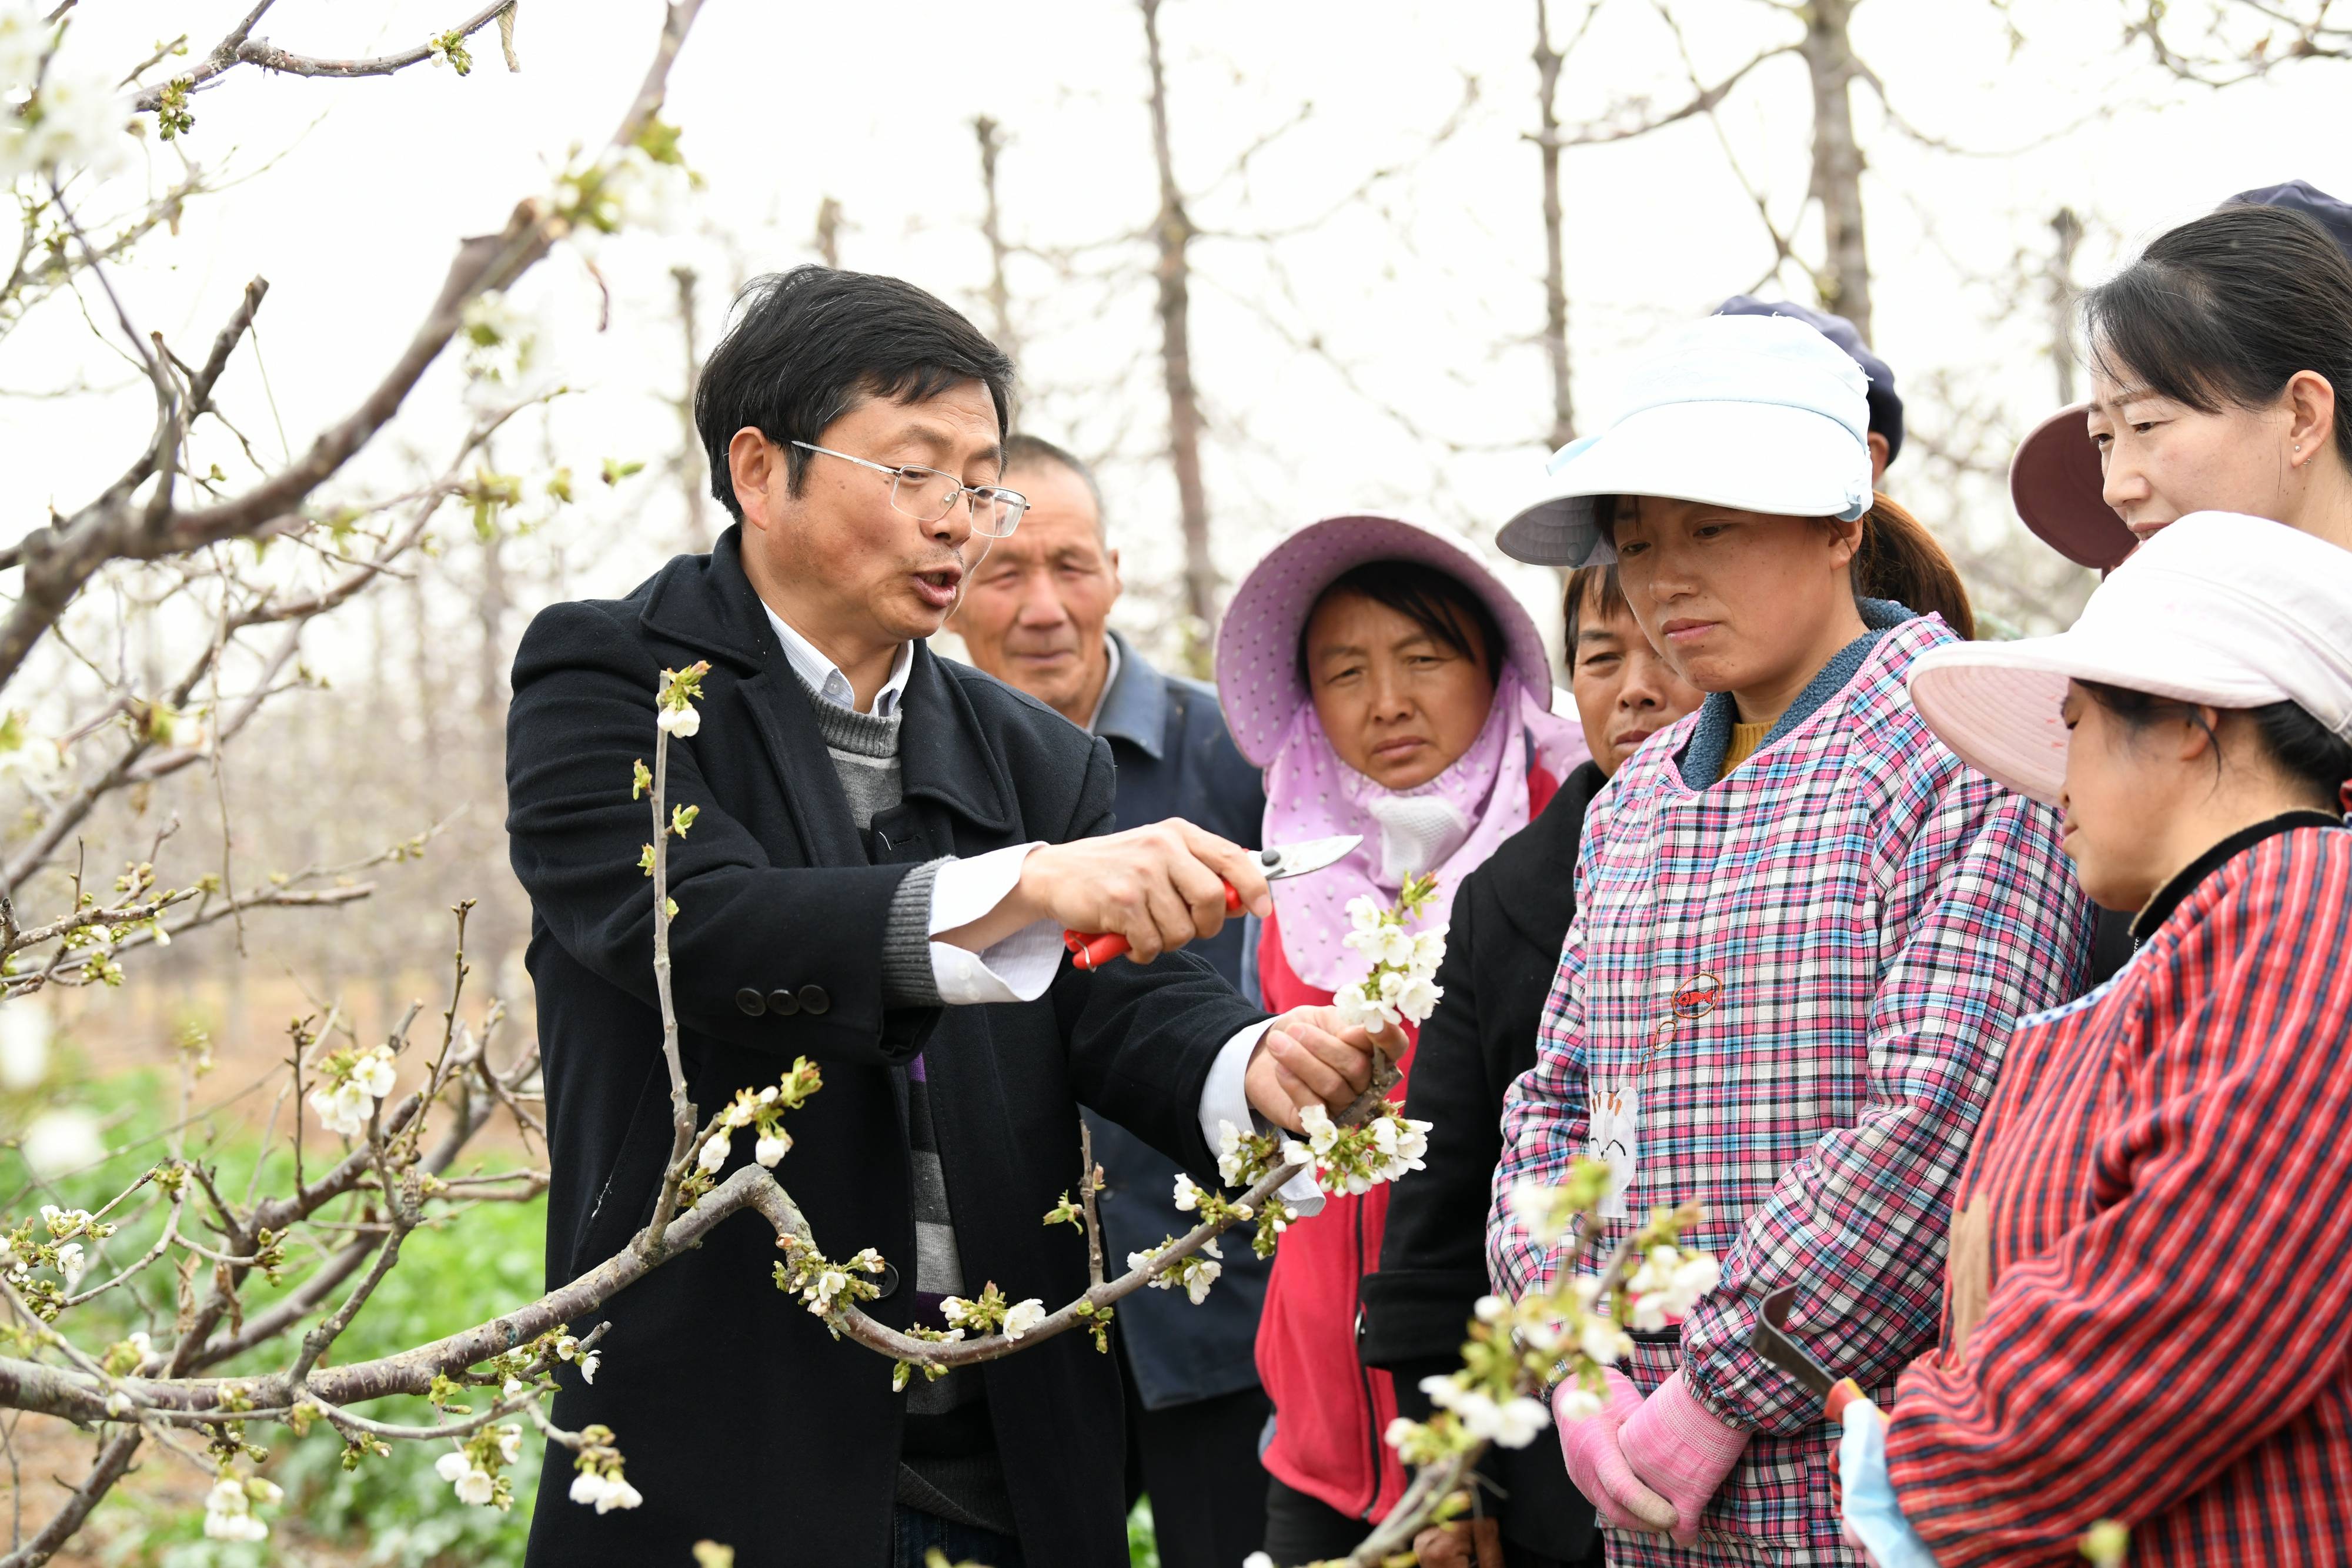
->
[1496,313,1877,567]
[1906,513,2352,807]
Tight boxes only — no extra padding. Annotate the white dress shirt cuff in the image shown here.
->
[927,842,1063,1005]
[1198,1020,1327,1218]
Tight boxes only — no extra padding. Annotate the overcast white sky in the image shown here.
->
[6,0,2346,665]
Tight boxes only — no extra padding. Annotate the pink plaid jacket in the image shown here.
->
[1488,614,2092,1564]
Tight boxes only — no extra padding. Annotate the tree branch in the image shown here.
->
[3,0,702,694]
[132,1,516,112]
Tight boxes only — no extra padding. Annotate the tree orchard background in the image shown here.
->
[0,0,2342,1557]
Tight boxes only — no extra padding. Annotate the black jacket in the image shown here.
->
[1081,631,1272,1410]
[505,528,1264,1567]
[1359,761,1605,1562]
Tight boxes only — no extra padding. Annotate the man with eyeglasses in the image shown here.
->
[506,265,1388,1568]
[948,434,1275,1568]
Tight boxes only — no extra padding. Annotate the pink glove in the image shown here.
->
[1616,1369,1753,1546]
[1555,1369,1677,1534]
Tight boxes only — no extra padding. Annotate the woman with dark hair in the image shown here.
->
[2013,190,2352,568]
[1836,514,2352,1566]
[1486,313,2091,1565]
[1364,562,1703,1568]
[1212,516,1589,1564]
[2011,191,2352,984]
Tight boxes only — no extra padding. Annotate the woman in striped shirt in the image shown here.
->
[1843,513,2352,1566]
[1485,313,2092,1564]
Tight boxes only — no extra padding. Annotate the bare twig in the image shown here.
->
[132,1,517,113]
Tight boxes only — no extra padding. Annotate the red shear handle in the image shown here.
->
[1823,1378,1870,1425]
[1063,883,1244,971]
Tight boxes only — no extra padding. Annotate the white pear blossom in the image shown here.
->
[1508,1180,1572,1243]
[1395,975,1444,1025]
[309,1044,399,1138]
[202,1476,269,1542]
[454,1466,496,1506]
[753,1131,790,1168]
[459,290,534,382]
[1474,1294,1508,1323]
[1215,1120,1250,1185]
[1489,1393,1552,1448]
[579,1350,600,1384]
[696,1131,730,1174]
[1553,1378,1605,1423]
[1579,1314,1632,1368]
[1345,896,1384,935]
[597,1475,643,1512]
[353,1051,396,1099]
[1000,1298,1047,1340]
[806,1268,850,1314]
[53,1241,85,1290]
[312,1080,369,1137]
[569,1470,608,1507]
[0,998,51,1088]
[1299,1103,1339,1156]
[1171,1172,1204,1212]
[497,1425,523,1466]
[1333,985,1402,1032]
[1419,1376,1553,1449]
[657,703,701,737]
[22,1109,103,1177]
[435,1452,472,1485]
[0,14,131,182]
[1626,1246,1722,1329]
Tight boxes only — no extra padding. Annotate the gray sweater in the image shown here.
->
[799,677,1015,1538]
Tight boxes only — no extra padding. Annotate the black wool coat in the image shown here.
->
[1359,760,1606,1564]
[505,527,1265,1568]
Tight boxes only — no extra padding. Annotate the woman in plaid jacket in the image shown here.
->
[1484,314,2094,1566]
[1838,518,2352,1567]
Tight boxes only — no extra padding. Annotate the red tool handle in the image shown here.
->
[1064,883,1243,971]
[1824,1378,1869,1424]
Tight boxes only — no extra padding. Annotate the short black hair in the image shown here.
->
[695,266,1016,521]
[2083,205,2352,471]
[1562,563,1627,670]
[1002,433,1106,534]
[1298,560,1506,686]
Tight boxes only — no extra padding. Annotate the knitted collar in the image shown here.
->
[1679,598,1917,788]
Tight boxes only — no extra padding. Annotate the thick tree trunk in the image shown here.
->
[813,196,844,269]
[2047,207,2083,405]
[470,525,521,1001]
[671,265,711,553]
[1534,0,1576,448]
[972,116,1020,366]
[1140,0,1217,646]
[1800,0,1872,342]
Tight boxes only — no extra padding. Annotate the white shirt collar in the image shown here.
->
[1083,634,1123,734]
[763,604,914,718]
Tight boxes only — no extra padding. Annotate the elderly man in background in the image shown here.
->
[949,434,1272,1568]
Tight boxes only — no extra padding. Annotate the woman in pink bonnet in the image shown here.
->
[1214,514,1587,1564]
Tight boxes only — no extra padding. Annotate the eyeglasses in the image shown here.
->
[790,441,1028,539]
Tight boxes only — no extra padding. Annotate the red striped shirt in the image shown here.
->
[1886,818,2352,1566]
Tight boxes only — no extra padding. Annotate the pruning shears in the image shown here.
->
[1062,834,1361,971]
[1751,1285,1875,1423]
